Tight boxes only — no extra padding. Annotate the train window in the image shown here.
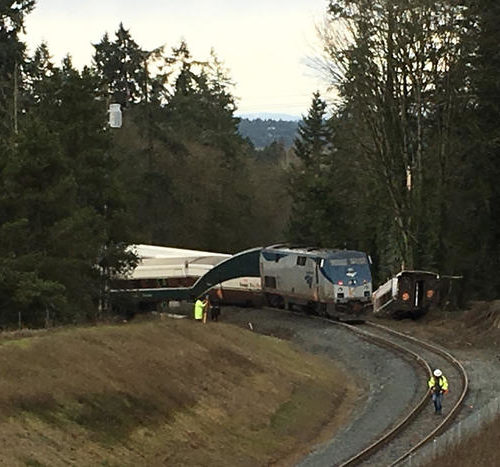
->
[350,257,368,265]
[264,276,277,288]
[296,256,307,266]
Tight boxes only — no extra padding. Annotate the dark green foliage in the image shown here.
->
[310,0,500,295]
[459,0,500,297]
[3,0,499,328]
[288,92,344,247]
[163,44,242,157]
[1,15,288,327]
[92,23,147,106]
[0,48,137,327]
[0,0,35,136]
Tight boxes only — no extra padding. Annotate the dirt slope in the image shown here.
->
[0,317,358,466]
[379,300,500,349]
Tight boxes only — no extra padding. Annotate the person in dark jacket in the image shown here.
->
[210,298,221,322]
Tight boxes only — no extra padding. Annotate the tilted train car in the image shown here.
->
[112,245,263,311]
[372,270,440,319]
[260,245,372,315]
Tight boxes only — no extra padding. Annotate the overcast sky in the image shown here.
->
[22,0,330,118]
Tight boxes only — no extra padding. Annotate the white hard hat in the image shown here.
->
[434,369,442,377]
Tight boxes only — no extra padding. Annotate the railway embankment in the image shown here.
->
[378,300,500,466]
[0,301,498,466]
[223,302,500,466]
[0,316,359,466]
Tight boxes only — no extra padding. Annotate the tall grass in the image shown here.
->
[425,415,500,466]
[0,318,359,466]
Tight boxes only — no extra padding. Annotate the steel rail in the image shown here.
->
[366,322,469,466]
[317,319,468,466]
[267,310,468,466]
[326,320,431,466]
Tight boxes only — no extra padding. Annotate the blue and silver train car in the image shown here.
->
[260,245,372,315]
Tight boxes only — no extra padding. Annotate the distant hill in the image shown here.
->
[237,112,301,121]
[238,118,300,149]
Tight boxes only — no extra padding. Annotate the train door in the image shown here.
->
[314,258,321,302]
[414,280,425,308]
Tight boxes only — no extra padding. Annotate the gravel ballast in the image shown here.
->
[222,307,422,465]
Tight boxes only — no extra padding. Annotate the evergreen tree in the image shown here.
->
[0,0,35,136]
[456,0,500,297]
[92,23,147,106]
[164,43,242,156]
[288,92,340,246]
[0,52,136,326]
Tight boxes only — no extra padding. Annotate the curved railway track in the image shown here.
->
[328,319,469,466]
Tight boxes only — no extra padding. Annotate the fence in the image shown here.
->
[401,396,500,466]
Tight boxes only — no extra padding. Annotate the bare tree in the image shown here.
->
[316,0,471,271]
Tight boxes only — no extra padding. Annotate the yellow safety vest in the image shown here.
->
[194,300,204,320]
[428,375,448,391]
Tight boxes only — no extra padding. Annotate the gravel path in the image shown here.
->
[222,307,423,466]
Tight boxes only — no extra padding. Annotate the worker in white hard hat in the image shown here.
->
[428,368,449,414]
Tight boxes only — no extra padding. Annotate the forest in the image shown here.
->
[0,0,499,328]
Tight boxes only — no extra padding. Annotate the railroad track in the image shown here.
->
[327,319,469,466]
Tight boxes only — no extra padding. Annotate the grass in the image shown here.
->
[0,316,359,466]
[425,415,500,466]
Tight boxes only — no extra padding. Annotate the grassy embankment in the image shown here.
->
[426,415,500,466]
[0,316,360,466]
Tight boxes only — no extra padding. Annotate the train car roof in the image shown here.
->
[128,244,231,260]
[396,270,440,279]
[118,244,231,280]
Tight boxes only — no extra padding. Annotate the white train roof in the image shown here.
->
[128,244,231,260]
[120,244,231,280]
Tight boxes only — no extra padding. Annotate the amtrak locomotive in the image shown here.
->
[260,245,372,315]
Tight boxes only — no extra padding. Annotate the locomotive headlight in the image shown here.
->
[426,289,434,298]
[402,292,410,301]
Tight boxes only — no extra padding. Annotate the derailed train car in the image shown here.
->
[372,270,441,319]
[260,245,372,316]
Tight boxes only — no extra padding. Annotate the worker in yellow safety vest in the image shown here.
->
[428,368,449,415]
[194,297,206,322]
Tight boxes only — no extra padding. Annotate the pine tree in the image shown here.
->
[92,23,147,106]
[0,0,35,136]
[0,51,136,326]
[458,0,500,297]
[288,92,338,246]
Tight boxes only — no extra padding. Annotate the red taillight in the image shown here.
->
[338,280,343,285]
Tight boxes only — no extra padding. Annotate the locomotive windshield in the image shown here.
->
[321,255,371,285]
